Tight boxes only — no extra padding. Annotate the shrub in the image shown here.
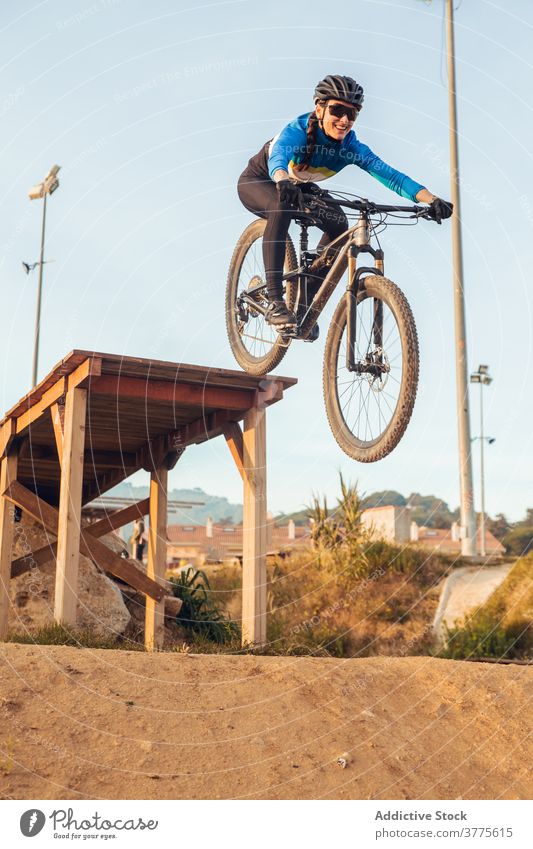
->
[170,567,240,644]
[440,615,527,660]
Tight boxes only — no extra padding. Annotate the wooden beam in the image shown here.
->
[4,483,163,601]
[3,482,59,534]
[224,422,244,482]
[10,497,151,578]
[66,356,102,391]
[50,402,64,465]
[0,420,16,459]
[0,451,18,639]
[86,497,150,536]
[257,379,284,408]
[241,405,267,647]
[140,435,170,474]
[80,530,165,601]
[54,387,87,625]
[90,374,254,411]
[145,465,168,650]
[15,378,65,435]
[11,541,57,579]
[13,358,101,438]
[169,410,231,450]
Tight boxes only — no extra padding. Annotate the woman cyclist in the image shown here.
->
[237,74,452,331]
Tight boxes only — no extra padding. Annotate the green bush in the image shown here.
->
[170,567,240,645]
[440,615,533,660]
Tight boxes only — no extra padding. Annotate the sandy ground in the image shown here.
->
[0,644,532,800]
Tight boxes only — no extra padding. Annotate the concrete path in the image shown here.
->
[433,562,513,646]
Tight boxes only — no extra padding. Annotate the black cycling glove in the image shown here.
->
[427,197,454,224]
[277,179,302,208]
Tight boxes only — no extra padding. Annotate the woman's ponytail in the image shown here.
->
[300,110,320,167]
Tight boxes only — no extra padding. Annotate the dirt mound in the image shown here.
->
[0,644,531,800]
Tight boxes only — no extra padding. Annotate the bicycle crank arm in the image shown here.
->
[240,292,268,316]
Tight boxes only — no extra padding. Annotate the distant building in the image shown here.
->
[361,505,505,558]
[166,517,311,567]
[360,505,410,543]
[412,521,505,558]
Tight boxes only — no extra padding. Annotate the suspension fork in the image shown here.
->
[345,214,385,371]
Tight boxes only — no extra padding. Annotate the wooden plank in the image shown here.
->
[50,402,64,465]
[0,451,18,639]
[89,374,254,411]
[4,483,163,600]
[54,387,87,625]
[85,497,150,537]
[11,541,57,578]
[241,405,267,647]
[15,377,66,435]
[145,465,168,650]
[224,422,244,482]
[3,481,59,533]
[80,531,165,602]
[10,497,151,578]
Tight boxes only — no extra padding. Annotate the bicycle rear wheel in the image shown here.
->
[226,219,297,376]
[323,275,419,462]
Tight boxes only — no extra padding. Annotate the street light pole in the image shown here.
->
[445,0,476,556]
[31,192,47,388]
[470,365,493,558]
[28,164,61,388]
[478,377,486,556]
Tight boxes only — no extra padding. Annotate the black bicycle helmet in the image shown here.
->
[314,74,364,107]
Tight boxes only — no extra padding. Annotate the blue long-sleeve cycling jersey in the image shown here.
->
[245,112,425,203]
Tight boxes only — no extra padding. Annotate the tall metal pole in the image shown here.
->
[479,381,486,557]
[445,0,476,556]
[31,192,47,387]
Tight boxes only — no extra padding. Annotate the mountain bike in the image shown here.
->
[226,189,433,462]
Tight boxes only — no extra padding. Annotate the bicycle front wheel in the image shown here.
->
[323,275,419,462]
[226,219,297,376]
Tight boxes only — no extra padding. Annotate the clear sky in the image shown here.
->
[1,0,532,521]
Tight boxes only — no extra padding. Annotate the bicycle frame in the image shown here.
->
[239,196,422,369]
[295,210,385,373]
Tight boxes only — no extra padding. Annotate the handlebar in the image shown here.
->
[298,187,429,218]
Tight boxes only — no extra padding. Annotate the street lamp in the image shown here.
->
[470,364,493,557]
[28,164,61,387]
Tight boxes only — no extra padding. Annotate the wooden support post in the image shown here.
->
[145,465,168,651]
[0,451,18,639]
[241,405,267,647]
[54,387,87,625]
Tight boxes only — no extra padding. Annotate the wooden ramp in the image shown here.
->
[0,350,296,649]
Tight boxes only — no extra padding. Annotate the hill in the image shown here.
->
[110,482,243,524]
[276,490,460,529]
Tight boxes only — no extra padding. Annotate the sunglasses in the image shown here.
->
[326,103,359,122]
